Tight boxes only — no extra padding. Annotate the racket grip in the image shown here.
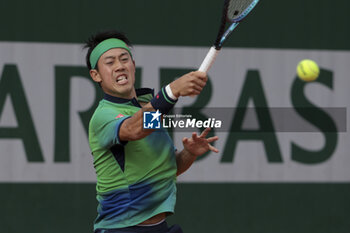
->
[198,46,220,73]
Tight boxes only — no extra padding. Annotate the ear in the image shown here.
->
[90,69,102,83]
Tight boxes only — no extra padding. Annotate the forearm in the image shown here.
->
[119,102,155,141]
[176,149,197,176]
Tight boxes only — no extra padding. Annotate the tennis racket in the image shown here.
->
[199,0,260,73]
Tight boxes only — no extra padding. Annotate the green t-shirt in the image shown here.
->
[89,89,177,230]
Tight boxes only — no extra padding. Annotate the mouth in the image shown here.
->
[116,75,128,85]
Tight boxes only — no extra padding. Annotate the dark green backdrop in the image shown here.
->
[1,0,349,50]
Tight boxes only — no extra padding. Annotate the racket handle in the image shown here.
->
[198,46,220,73]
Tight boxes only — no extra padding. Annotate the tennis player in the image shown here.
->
[85,30,219,233]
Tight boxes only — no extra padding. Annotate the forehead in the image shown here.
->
[100,48,130,59]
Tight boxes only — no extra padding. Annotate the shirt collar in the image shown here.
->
[103,88,154,107]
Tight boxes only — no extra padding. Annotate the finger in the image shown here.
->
[189,89,201,96]
[192,78,207,88]
[200,128,211,138]
[182,137,189,144]
[206,136,219,143]
[188,78,205,91]
[192,85,203,93]
[193,71,208,81]
[192,132,198,140]
[208,144,219,153]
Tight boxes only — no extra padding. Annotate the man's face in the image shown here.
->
[91,48,136,99]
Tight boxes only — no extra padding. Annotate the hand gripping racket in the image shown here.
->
[199,0,260,73]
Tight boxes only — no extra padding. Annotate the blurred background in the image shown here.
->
[0,0,349,232]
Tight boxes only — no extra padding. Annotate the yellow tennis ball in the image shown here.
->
[297,59,320,82]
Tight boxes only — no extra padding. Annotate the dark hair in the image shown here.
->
[84,30,132,70]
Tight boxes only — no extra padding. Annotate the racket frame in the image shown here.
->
[198,0,260,73]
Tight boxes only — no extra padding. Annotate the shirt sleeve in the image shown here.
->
[114,116,131,146]
[90,110,131,148]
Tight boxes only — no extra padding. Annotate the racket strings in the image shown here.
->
[228,0,254,20]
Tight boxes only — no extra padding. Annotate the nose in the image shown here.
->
[114,60,126,72]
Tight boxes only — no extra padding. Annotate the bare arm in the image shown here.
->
[119,71,208,141]
[118,102,155,141]
[175,149,197,177]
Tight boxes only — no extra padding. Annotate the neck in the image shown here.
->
[105,89,137,100]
